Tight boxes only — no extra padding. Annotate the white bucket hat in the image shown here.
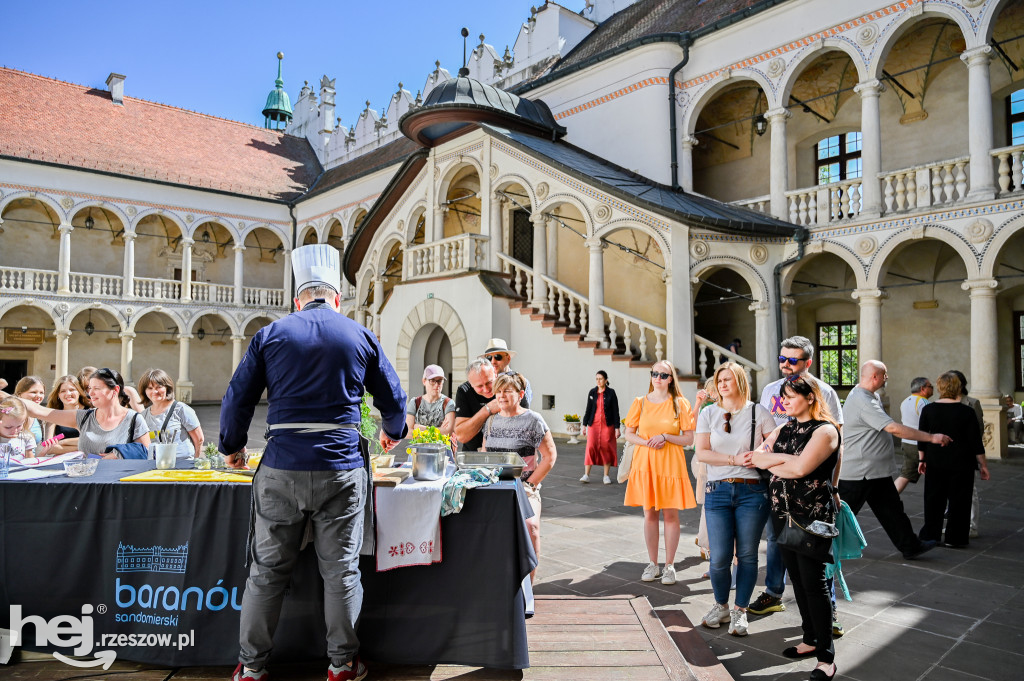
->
[483,338,517,359]
[291,244,341,295]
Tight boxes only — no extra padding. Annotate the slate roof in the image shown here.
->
[537,0,791,82]
[480,124,796,236]
[303,136,421,200]
[0,67,321,202]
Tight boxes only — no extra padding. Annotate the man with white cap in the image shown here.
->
[221,243,407,681]
[482,338,532,406]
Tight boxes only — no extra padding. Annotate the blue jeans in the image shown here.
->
[704,480,770,608]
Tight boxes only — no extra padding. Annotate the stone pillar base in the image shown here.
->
[177,381,194,405]
[981,401,1008,459]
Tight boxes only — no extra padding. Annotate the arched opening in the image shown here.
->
[0,198,62,280]
[126,310,182,390]
[326,218,351,298]
[693,267,755,380]
[408,323,454,393]
[244,316,274,340]
[299,225,319,245]
[992,225,1024,398]
[350,209,368,241]
[132,213,182,298]
[442,166,482,238]
[189,313,234,401]
[190,222,236,303]
[242,227,286,304]
[494,182,533,286]
[378,240,404,308]
[408,208,427,246]
[691,79,771,203]
[0,305,56,386]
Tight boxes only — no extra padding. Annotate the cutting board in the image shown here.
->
[373,467,412,487]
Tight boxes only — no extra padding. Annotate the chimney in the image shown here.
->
[106,73,126,105]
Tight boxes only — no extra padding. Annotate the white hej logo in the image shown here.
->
[9,604,115,668]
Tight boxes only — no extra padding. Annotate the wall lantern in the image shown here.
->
[196,326,206,340]
[754,113,768,137]
[84,310,95,336]
[84,208,95,230]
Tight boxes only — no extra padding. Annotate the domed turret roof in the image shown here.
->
[399,76,565,146]
[262,52,293,129]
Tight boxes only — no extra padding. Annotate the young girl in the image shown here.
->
[14,376,46,449]
[1,396,31,458]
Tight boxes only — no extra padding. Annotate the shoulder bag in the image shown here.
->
[776,479,838,563]
[616,397,644,484]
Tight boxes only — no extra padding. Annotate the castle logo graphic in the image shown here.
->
[115,542,189,574]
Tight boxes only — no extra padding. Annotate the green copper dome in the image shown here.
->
[262,52,293,129]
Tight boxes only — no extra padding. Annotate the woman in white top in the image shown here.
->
[138,368,204,458]
[695,362,775,637]
[405,364,456,436]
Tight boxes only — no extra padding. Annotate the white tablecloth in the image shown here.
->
[373,464,454,571]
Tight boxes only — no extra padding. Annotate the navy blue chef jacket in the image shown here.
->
[219,301,408,470]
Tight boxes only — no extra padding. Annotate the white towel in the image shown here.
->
[374,464,452,571]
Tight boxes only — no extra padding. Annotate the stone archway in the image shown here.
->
[394,298,470,395]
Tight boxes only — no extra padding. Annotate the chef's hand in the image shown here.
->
[224,448,248,469]
[380,432,400,452]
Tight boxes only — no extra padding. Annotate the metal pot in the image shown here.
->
[408,443,447,481]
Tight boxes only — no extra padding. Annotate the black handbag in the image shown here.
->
[776,480,837,563]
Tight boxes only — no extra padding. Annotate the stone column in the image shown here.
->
[372,277,384,336]
[584,237,606,343]
[54,329,71,378]
[962,278,1004,458]
[179,238,193,301]
[666,224,693,371]
[749,300,773,390]
[546,216,559,280]
[680,135,698,192]
[231,335,246,371]
[489,193,504,271]
[177,333,193,403]
[433,207,446,242]
[233,245,245,305]
[855,79,885,216]
[119,331,136,383]
[57,223,73,293]
[530,212,548,311]
[766,108,792,220]
[962,46,996,201]
[122,231,137,298]
[852,288,887,364]
[281,247,292,306]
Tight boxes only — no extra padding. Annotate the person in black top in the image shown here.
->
[453,358,528,451]
[752,377,842,681]
[580,370,621,484]
[917,371,989,548]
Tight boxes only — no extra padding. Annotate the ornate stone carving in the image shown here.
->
[690,240,710,259]
[910,224,926,240]
[966,217,994,243]
[126,206,137,217]
[185,214,195,224]
[536,182,549,201]
[489,163,498,180]
[237,222,246,230]
[434,167,440,182]
[396,220,404,235]
[766,58,785,79]
[856,236,877,256]
[55,302,70,316]
[236,312,245,322]
[962,0,984,7]
[594,204,612,224]
[60,197,74,210]
[181,309,193,319]
[750,244,768,265]
[856,23,879,45]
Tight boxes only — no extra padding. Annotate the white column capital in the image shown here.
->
[230,335,246,342]
[118,331,136,340]
[123,231,138,242]
[180,237,194,247]
[961,45,992,67]
[961,278,999,294]
[781,296,796,308]
[233,244,246,253]
[680,135,699,149]
[529,211,547,225]
[54,329,73,339]
[179,333,194,341]
[852,288,888,303]
[748,300,771,314]
[280,247,291,256]
[854,79,886,98]
[765,107,791,123]
[59,222,74,234]
[584,237,605,251]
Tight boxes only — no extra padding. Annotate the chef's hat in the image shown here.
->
[291,244,341,295]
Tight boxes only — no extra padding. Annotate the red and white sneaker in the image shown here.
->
[231,663,269,681]
[327,655,367,681]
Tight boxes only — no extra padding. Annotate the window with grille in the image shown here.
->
[816,133,862,185]
[1015,311,1024,392]
[511,210,533,266]
[817,321,858,389]
[1008,90,1024,146]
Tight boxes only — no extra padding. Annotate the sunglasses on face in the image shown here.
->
[486,354,507,362]
[650,371,672,380]
[778,355,806,366]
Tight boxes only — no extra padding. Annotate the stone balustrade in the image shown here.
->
[405,233,489,280]
[992,143,1024,195]
[0,266,59,293]
[695,335,763,380]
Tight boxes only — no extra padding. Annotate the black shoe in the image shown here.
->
[783,646,817,659]
[943,542,968,549]
[903,539,938,559]
[749,591,785,615]
[809,664,837,680]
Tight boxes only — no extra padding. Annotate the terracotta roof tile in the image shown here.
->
[0,67,322,202]
[304,136,421,200]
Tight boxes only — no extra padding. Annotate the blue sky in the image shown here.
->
[2,0,586,128]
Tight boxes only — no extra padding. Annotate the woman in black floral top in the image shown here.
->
[752,377,841,681]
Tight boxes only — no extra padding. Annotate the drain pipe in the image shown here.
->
[288,202,298,312]
[668,33,693,190]
[773,227,808,352]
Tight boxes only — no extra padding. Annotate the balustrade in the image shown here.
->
[694,335,762,380]
[190,281,235,304]
[244,286,286,308]
[599,306,665,363]
[734,195,770,214]
[880,156,969,212]
[0,267,59,293]
[785,179,862,227]
[539,275,588,335]
[70,272,123,297]
[993,143,1024,195]
[133,277,179,300]
[406,233,489,280]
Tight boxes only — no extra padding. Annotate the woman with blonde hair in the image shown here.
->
[13,376,46,448]
[695,362,775,636]
[42,375,92,454]
[623,360,696,585]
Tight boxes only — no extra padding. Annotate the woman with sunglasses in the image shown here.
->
[752,377,841,681]
[623,360,696,585]
[406,364,456,436]
[7,368,150,456]
[695,363,776,636]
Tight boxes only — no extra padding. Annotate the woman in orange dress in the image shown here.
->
[623,360,696,585]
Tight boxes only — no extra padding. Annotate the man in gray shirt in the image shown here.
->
[840,360,952,559]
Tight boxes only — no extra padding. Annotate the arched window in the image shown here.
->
[816,132,862,185]
[1007,89,1024,145]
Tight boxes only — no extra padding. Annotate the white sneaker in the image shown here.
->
[580,474,590,483]
[728,608,748,636]
[603,475,612,485]
[641,562,661,582]
[661,564,677,585]
[701,602,731,629]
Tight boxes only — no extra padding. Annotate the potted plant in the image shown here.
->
[406,426,452,480]
[563,413,582,444]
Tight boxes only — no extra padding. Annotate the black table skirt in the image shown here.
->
[0,460,535,669]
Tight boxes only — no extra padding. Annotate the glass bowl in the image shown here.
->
[64,457,99,477]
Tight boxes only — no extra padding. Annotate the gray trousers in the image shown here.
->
[239,465,367,670]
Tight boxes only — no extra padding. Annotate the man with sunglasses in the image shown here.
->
[481,338,532,406]
[750,336,844,629]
